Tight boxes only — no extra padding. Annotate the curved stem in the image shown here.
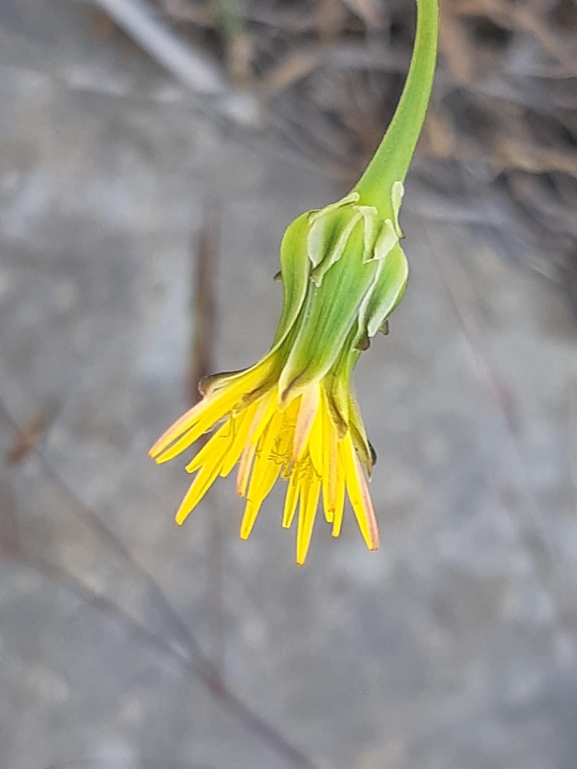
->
[352,0,438,213]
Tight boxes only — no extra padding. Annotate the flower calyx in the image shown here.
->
[306,182,404,287]
[275,181,409,398]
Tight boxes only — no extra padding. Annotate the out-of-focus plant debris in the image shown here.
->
[148,0,577,308]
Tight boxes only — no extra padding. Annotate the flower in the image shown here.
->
[149,375,378,566]
[150,188,409,564]
[150,0,438,564]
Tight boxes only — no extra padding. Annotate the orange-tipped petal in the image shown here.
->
[308,403,323,476]
[150,359,277,462]
[343,434,379,551]
[292,384,320,462]
[150,382,243,461]
[149,399,209,459]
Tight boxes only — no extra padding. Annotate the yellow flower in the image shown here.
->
[150,0,438,564]
[149,371,378,566]
[150,189,408,564]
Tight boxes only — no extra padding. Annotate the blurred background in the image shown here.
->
[1,1,577,768]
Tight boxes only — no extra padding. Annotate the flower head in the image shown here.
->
[150,187,408,563]
[150,0,438,564]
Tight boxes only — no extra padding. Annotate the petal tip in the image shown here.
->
[148,443,163,460]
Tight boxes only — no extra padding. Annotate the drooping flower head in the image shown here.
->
[149,0,438,563]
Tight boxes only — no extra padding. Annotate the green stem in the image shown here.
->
[352,0,438,214]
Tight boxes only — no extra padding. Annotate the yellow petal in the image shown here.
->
[296,469,321,565]
[152,411,217,464]
[332,440,347,537]
[236,393,276,496]
[150,385,240,461]
[249,392,278,447]
[149,399,209,459]
[260,408,285,465]
[292,384,320,462]
[199,351,278,398]
[220,401,259,477]
[321,393,338,523]
[237,441,256,498]
[241,459,282,537]
[343,434,379,550]
[185,419,234,474]
[240,455,281,538]
[240,411,284,539]
[282,471,300,528]
[308,402,323,476]
[175,448,227,524]
[150,356,278,462]
[277,397,301,477]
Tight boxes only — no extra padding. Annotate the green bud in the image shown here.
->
[275,183,408,400]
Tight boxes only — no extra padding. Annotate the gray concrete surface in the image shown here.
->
[1,2,577,769]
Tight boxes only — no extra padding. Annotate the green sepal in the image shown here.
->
[322,334,358,438]
[277,183,408,398]
[355,205,381,262]
[279,225,379,397]
[367,219,398,263]
[309,207,362,286]
[391,181,404,238]
[361,243,409,339]
[308,195,394,284]
[308,191,359,225]
[272,212,311,349]
[348,389,373,473]
[323,340,373,474]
